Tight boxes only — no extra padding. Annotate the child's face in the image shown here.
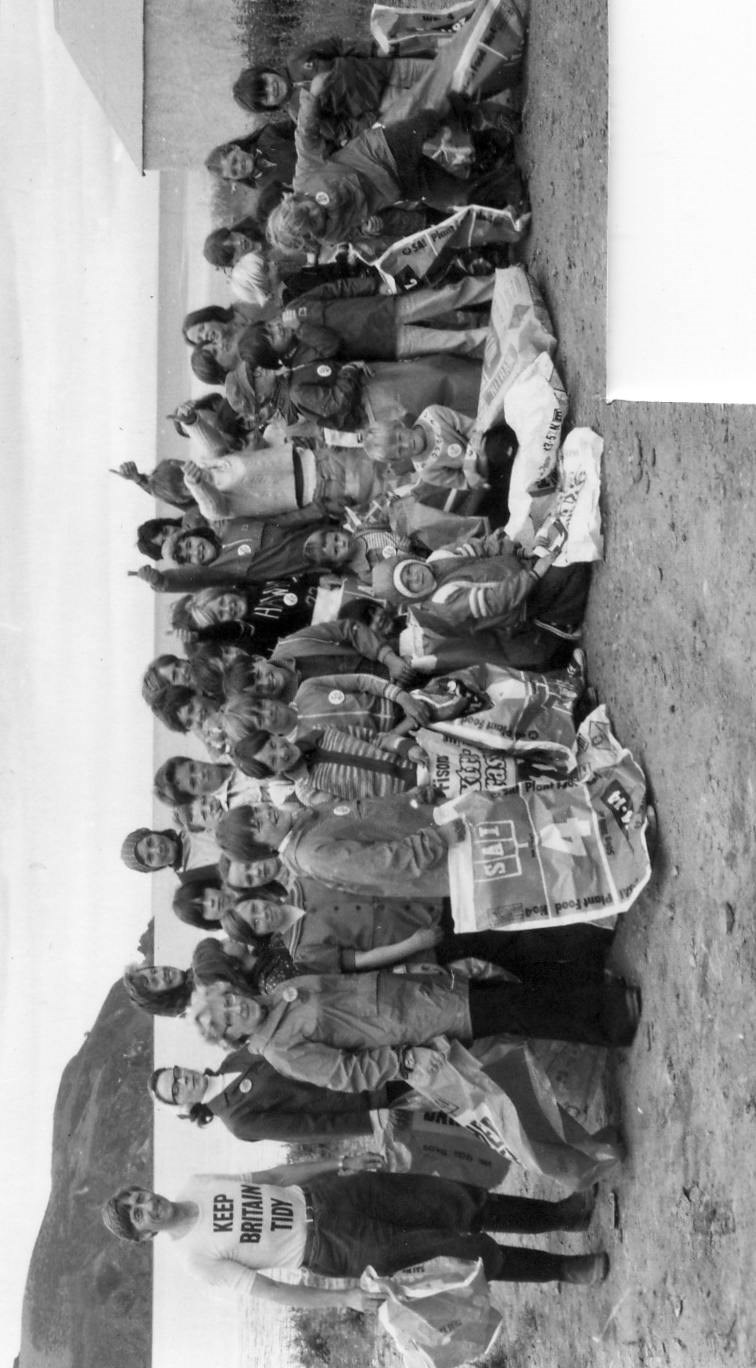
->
[399,560,437,598]
[314,530,354,565]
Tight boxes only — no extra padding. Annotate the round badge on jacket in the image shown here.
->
[315,191,330,206]
[333,803,351,816]
[283,592,298,606]
[281,985,299,1003]
[316,364,333,378]
[447,442,463,458]
[239,1079,252,1094]
[238,544,252,556]
[328,689,345,705]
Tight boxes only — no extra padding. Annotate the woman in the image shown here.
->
[123,939,296,1018]
[141,654,193,708]
[190,965,640,1093]
[182,305,252,374]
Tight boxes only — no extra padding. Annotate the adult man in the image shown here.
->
[103,1159,608,1306]
[150,1050,402,1143]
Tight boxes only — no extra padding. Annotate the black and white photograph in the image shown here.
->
[3,3,754,1368]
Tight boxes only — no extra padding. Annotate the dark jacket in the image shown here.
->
[206,1046,382,1141]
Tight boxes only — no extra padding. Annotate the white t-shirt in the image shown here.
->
[175,1174,308,1297]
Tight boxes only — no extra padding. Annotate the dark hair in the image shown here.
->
[137,517,182,560]
[182,305,236,345]
[232,66,286,113]
[188,640,238,703]
[205,133,263,180]
[228,728,272,778]
[191,346,228,385]
[218,852,279,891]
[223,655,269,694]
[141,654,182,707]
[151,685,199,734]
[337,597,388,628]
[153,755,195,806]
[234,322,280,371]
[168,528,219,568]
[172,878,224,929]
[123,964,193,1017]
[216,807,274,862]
[102,1188,150,1243]
[204,216,265,268]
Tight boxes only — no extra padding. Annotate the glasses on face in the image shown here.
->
[169,1065,181,1104]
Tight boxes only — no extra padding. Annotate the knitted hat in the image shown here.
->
[371,554,429,606]
[120,828,153,872]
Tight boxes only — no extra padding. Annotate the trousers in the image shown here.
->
[303,1173,576,1282]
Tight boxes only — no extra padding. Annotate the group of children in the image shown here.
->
[101,0,647,1322]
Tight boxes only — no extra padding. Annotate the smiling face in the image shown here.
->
[208,592,247,623]
[134,965,187,993]
[181,793,222,831]
[258,70,290,107]
[186,320,226,350]
[200,989,266,1043]
[172,759,228,798]
[135,832,181,870]
[254,734,301,774]
[158,659,192,687]
[201,886,237,921]
[176,697,208,733]
[247,803,295,848]
[306,529,354,566]
[153,1066,208,1108]
[248,661,293,700]
[218,146,259,181]
[121,1189,177,1239]
[225,856,282,889]
[235,898,290,936]
[398,559,437,599]
[177,534,218,568]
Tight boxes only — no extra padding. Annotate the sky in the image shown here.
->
[0,4,285,1362]
[0,0,158,1350]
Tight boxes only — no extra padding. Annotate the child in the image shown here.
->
[371,520,591,671]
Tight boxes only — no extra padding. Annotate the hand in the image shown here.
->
[386,654,414,686]
[173,626,198,644]
[135,566,165,589]
[409,926,444,951]
[182,460,204,484]
[340,1152,385,1174]
[398,1046,416,1078]
[397,691,432,726]
[174,401,197,423]
[281,309,298,327]
[406,743,429,765]
[308,71,330,97]
[343,1289,384,1313]
[115,460,139,481]
[360,216,383,235]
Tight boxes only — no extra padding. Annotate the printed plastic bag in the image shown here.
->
[406,1037,624,1189]
[362,1258,503,1368]
[508,425,603,561]
[371,0,479,55]
[440,705,652,930]
[382,1104,511,1185]
[476,267,560,430]
[359,206,530,293]
[500,351,568,539]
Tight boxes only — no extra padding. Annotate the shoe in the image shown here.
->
[555,1184,598,1231]
[561,1252,610,1285]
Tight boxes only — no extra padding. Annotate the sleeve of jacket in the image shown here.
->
[432,570,538,627]
[300,824,448,887]
[293,88,330,178]
[266,1040,404,1092]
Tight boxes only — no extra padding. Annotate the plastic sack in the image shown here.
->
[476,266,560,430]
[501,351,568,540]
[357,206,530,292]
[406,1037,624,1190]
[362,1257,502,1368]
[418,655,585,775]
[379,0,527,119]
[440,704,653,931]
[382,1102,511,1186]
[508,425,603,562]
[371,0,485,56]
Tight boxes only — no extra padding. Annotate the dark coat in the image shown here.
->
[206,1046,382,1141]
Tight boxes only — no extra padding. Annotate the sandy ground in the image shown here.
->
[484,2,756,1365]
